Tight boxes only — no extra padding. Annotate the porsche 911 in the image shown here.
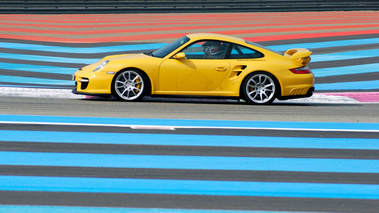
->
[73,33,314,104]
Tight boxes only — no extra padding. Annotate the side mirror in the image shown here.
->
[174,52,186,59]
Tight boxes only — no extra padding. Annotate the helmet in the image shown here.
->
[202,41,223,58]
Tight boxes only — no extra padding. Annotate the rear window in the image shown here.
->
[230,44,264,59]
[245,40,283,56]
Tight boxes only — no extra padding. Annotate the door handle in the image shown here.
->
[215,67,227,72]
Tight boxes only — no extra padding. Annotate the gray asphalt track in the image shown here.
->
[1,96,378,122]
[1,97,379,212]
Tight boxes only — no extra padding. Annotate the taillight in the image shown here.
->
[290,66,312,74]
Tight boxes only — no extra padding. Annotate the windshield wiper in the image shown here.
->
[144,51,154,57]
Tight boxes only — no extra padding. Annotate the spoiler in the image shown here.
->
[284,48,312,66]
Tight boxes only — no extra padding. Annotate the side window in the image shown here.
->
[181,41,204,59]
[181,40,229,59]
[229,44,264,59]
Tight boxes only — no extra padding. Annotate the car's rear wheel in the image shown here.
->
[113,69,147,101]
[241,72,278,104]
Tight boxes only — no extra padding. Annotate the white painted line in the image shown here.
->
[1,121,378,133]
[130,125,176,130]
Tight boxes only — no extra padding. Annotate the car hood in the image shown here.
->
[79,53,152,73]
[102,53,151,62]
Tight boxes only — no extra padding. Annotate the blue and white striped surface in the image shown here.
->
[1,37,378,90]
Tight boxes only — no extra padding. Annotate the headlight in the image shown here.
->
[93,60,109,72]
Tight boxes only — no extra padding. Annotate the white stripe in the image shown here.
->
[1,121,378,133]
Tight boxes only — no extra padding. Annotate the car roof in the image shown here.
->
[186,33,245,43]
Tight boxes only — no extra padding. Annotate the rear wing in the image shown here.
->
[284,48,312,66]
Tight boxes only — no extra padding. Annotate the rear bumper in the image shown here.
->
[277,87,314,100]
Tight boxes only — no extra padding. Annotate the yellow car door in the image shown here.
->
[159,58,229,92]
[158,40,230,93]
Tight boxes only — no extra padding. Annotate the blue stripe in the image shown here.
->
[312,63,379,77]
[2,61,378,88]
[1,175,378,199]
[1,38,378,90]
[0,42,165,53]
[0,84,55,88]
[0,206,286,213]
[3,49,378,66]
[311,49,379,62]
[1,130,378,150]
[1,38,378,54]
[0,62,76,75]
[0,75,73,86]
[1,45,377,66]
[0,52,98,64]
[316,80,379,90]
[1,114,379,131]
[1,151,378,173]
[1,73,374,90]
[268,37,379,51]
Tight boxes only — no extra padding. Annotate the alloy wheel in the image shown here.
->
[114,70,145,101]
[244,73,277,104]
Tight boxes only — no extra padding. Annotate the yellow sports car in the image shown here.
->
[73,33,314,104]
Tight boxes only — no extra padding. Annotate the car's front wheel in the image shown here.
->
[113,69,147,101]
[241,72,278,104]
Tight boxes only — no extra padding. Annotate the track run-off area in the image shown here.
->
[0,11,379,212]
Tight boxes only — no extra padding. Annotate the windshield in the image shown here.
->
[151,36,190,58]
[245,40,283,56]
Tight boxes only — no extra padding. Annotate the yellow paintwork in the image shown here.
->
[73,33,314,99]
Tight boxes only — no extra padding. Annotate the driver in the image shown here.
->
[202,41,225,59]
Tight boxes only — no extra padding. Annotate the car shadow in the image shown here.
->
[78,96,364,106]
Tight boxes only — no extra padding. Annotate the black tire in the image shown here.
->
[241,72,278,104]
[112,69,148,101]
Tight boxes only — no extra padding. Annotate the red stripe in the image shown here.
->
[0,21,227,29]
[1,29,378,43]
[1,23,378,36]
[244,29,379,42]
[0,11,377,23]
[1,18,376,29]
[0,12,378,43]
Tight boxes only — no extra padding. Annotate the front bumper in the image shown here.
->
[72,69,115,95]
[72,88,112,97]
